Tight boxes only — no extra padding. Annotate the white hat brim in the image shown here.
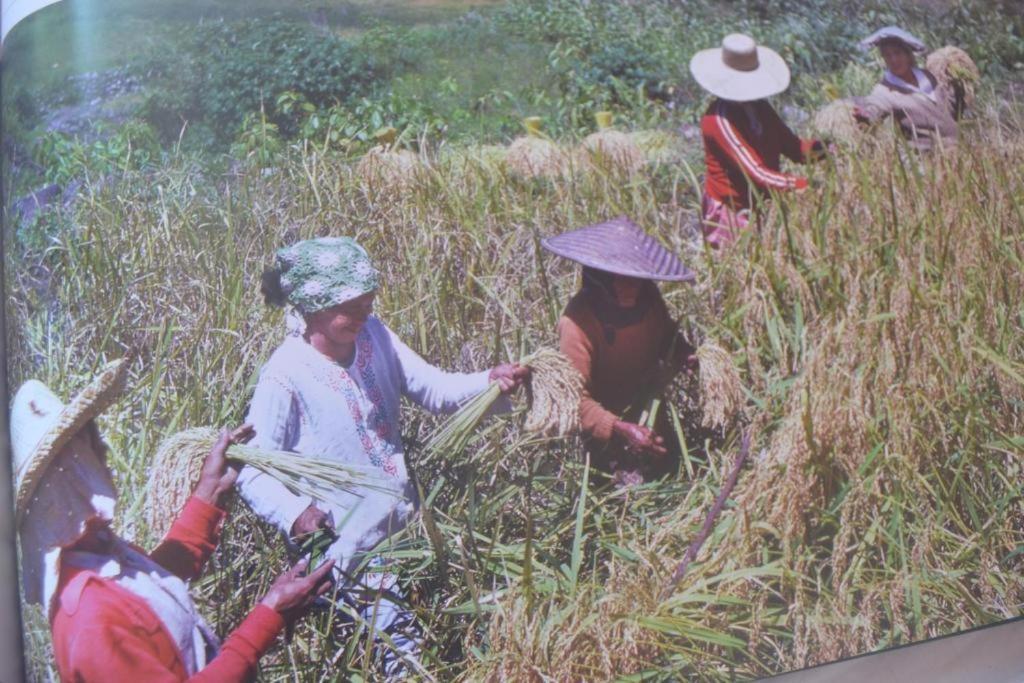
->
[859,26,927,52]
[14,358,131,523]
[689,46,791,102]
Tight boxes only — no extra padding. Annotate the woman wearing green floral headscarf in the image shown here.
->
[237,237,527,675]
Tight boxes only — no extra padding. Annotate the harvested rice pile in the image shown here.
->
[579,129,645,175]
[628,129,688,165]
[356,147,422,189]
[926,46,980,115]
[508,116,571,179]
[813,99,862,145]
[507,136,570,179]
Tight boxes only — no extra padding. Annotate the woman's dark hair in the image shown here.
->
[261,267,288,307]
[581,266,615,296]
[878,37,913,57]
[581,266,657,302]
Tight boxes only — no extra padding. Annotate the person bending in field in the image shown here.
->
[544,216,699,485]
[690,33,828,248]
[237,236,528,676]
[11,358,334,683]
[852,27,960,152]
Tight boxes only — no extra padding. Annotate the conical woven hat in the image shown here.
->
[10,358,131,523]
[541,216,694,282]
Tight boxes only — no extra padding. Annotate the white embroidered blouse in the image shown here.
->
[883,67,937,103]
[237,316,494,571]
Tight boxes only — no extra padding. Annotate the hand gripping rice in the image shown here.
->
[146,427,385,538]
[421,348,583,464]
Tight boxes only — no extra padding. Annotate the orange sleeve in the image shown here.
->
[149,496,226,582]
[558,314,618,442]
[190,606,284,682]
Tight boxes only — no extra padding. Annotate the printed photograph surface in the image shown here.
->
[2,0,1022,680]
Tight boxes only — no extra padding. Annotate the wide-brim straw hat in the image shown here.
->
[541,215,694,282]
[860,26,926,53]
[10,358,131,523]
[690,33,790,102]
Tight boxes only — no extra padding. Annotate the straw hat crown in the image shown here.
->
[690,33,791,102]
[721,34,759,71]
[10,358,130,521]
[541,216,694,282]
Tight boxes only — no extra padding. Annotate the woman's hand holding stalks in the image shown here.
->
[291,503,335,540]
[808,139,832,162]
[670,335,699,375]
[193,424,255,507]
[260,558,337,622]
[613,420,667,457]
[489,363,531,394]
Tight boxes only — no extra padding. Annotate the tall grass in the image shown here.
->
[6,100,1024,680]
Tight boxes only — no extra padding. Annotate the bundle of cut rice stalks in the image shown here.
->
[440,144,509,178]
[638,340,745,436]
[522,348,585,435]
[507,117,571,179]
[146,427,387,538]
[421,348,583,464]
[578,111,645,175]
[476,144,509,166]
[356,148,421,189]
[812,99,863,145]
[356,126,422,190]
[696,342,745,430]
[926,46,980,116]
[627,129,688,166]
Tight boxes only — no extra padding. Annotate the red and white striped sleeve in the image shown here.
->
[711,101,808,191]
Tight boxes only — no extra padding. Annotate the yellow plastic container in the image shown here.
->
[373,126,398,146]
[595,111,614,130]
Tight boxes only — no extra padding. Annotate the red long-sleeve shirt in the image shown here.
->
[50,497,284,682]
[700,98,819,210]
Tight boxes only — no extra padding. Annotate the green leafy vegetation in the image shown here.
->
[5,0,1022,177]
[139,18,382,143]
[31,119,161,186]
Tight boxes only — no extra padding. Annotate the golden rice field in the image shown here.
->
[6,98,1024,680]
